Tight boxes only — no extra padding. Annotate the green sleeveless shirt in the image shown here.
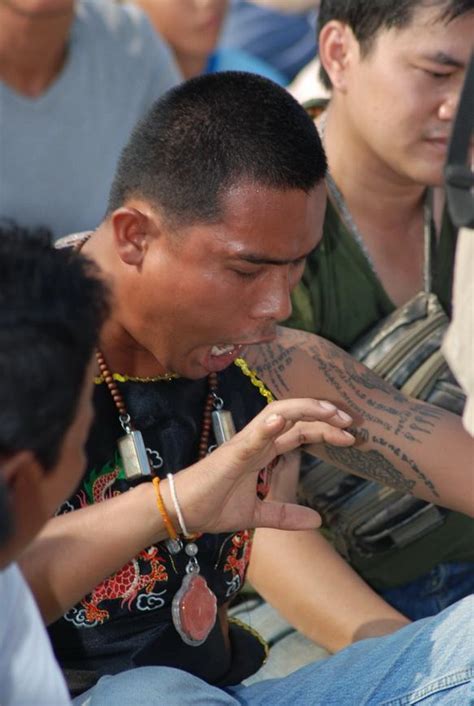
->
[287,197,474,589]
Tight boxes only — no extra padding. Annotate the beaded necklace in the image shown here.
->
[75,234,239,646]
[73,230,237,473]
[95,349,240,647]
[95,350,222,477]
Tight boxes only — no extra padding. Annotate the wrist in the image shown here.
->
[153,476,204,549]
[133,481,177,544]
[152,476,181,540]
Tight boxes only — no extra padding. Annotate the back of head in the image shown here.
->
[0,222,109,473]
[318,0,473,89]
[108,71,326,226]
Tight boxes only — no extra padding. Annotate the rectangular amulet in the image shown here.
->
[118,430,151,481]
[212,409,236,445]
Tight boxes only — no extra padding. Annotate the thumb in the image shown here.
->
[253,500,322,531]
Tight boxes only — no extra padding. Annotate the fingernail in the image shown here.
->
[342,430,355,439]
[338,410,352,423]
[265,413,280,425]
[319,400,337,412]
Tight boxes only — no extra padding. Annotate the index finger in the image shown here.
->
[262,398,352,428]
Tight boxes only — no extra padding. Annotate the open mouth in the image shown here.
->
[205,344,244,373]
[210,344,239,357]
[203,332,277,373]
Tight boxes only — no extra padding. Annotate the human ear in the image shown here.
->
[318,20,356,92]
[110,207,157,267]
[1,451,41,488]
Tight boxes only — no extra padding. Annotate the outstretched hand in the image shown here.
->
[169,398,354,536]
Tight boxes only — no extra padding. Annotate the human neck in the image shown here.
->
[174,50,208,80]
[0,10,73,97]
[82,229,172,379]
[98,319,171,378]
[323,101,426,234]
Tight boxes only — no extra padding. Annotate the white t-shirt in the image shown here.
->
[0,563,71,706]
[0,0,182,239]
[443,226,474,437]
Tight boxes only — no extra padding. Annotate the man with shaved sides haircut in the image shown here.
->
[19,72,474,705]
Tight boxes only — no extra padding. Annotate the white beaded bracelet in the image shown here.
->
[166,473,191,538]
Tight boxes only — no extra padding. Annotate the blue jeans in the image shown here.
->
[380,561,474,620]
[74,596,473,706]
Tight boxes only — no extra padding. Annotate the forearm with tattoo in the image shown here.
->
[250,330,444,499]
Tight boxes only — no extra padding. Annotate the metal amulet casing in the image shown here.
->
[212,409,236,445]
[118,430,151,481]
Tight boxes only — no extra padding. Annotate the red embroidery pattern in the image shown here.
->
[80,546,169,624]
[257,456,279,500]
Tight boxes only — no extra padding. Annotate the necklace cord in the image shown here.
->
[318,113,435,293]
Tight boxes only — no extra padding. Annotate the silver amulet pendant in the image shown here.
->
[211,409,236,445]
[118,429,151,481]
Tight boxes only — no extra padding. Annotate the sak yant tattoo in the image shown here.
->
[248,328,443,498]
[323,445,416,494]
[252,341,293,395]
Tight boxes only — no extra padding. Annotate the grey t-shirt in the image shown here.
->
[0,0,181,239]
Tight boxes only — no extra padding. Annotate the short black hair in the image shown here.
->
[318,0,473,89]
[108,71,327,226]
[0,222,109,472]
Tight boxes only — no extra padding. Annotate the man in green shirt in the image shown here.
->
[286,0,474,628]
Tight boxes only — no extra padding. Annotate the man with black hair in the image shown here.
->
[0,222,109,705]
[0,221,340,705]
[284,0,474,646]
[18,72,473,705]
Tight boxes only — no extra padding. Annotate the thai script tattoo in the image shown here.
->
[247,328,442,498]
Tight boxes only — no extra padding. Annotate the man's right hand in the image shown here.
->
[166,398,354,536]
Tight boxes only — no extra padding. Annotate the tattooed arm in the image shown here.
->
[245,326,474,516]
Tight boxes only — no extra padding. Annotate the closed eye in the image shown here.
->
[419,65,454,80]
[425,69,451,79]
[231,268,262,278]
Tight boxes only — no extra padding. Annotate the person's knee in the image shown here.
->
[75,665,238,706]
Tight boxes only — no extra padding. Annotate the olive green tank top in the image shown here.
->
[287,197,473,589]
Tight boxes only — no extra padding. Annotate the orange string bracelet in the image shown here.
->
[152,477,178,541]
